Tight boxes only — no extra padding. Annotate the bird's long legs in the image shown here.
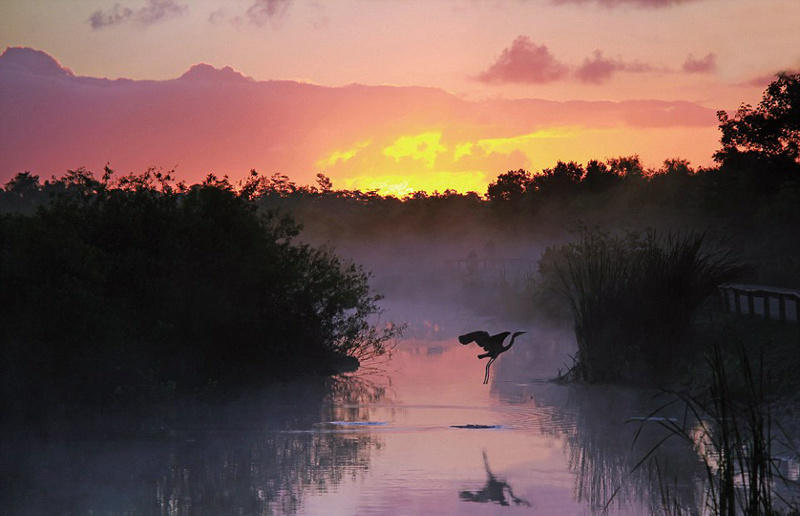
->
[483,358,495,384]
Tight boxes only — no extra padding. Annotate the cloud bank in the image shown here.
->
[0,47,720,193]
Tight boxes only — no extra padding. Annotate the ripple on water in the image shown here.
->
[449,424,505,429]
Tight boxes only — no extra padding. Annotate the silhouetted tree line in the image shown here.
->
[0,169,396,408]
[229,74,799,289]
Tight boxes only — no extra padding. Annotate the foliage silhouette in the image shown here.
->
[0,168,397,408]
[546,228,751,385]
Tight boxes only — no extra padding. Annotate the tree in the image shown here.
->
[715,73,800,164]
[486,169,532,203]
[530,160,584,197]
[606,155,645,180]
[582,159,620,193]
[316,173,333,193]
[660,158,693,177]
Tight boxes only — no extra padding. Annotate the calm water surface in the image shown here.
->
[5,305,709,515]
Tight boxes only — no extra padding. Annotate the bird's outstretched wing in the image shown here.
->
[459,331,492,351]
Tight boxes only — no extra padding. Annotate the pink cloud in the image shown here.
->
[552,0,701,7]
[89,0,187,29]
[683,53,716,73]
[576,51,652,83]
[477,36,569,84]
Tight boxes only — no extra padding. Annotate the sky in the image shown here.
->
[1,0,799,195]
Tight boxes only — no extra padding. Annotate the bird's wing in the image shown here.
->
[458,331,491,350]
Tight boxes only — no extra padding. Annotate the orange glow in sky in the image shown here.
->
[1,0,799,195]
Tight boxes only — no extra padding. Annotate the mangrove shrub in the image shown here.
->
[0,169,395,405]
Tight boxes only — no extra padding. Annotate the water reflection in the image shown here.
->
[532,384,706,514]
[459,450,531,507]
[10,319,795,515]
[2,377,389,515]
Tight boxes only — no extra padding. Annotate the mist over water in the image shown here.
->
[1,215,714,516]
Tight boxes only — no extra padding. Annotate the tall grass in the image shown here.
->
[629,343,800,515]
[550,228,750,384]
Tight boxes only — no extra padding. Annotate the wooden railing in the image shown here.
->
[719,283,800,324]
[444,257,534,272]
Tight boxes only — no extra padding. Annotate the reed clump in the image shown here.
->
[630,343,800,516]
[549,227,750,385]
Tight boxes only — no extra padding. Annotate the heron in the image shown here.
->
[458,330,526,384]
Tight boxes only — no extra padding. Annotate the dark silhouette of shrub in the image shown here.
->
[0,168,396,407]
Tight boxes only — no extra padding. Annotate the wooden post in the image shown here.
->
[795,296,800,325]
[748,293,755,319]
[734,291,741,314]
[764,293,771,321]
[779,295,787,323]
[722,288,731,312]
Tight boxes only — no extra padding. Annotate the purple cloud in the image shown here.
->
[89,0,187,29]
[576,51,652,83]
[477,36,569,84]
[246,0,292,27]
[683,53,716,73]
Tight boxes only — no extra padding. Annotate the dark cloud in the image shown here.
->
[476,36,569,84]
[552,0,701,7]
[89,0,187,29]
[246,0,292,27]
[575,51,652,83]
[683,53,716,73]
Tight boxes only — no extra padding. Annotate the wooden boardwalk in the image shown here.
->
[719,283,800,324]
[444,257,535,272]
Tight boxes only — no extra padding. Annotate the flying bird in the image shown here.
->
[458,330,526,384]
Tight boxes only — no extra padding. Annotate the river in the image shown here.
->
[4,299,727,515]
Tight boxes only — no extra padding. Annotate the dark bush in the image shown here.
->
[0,169,395,406]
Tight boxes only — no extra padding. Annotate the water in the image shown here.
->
[2,301,718,515]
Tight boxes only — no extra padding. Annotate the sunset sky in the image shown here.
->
[2,0,799,195]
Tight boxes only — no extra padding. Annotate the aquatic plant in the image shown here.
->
[629,343,800,516]
[548,227,750,384]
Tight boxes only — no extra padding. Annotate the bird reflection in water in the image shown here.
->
[459,451,531,507]
[459,330,526,384]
